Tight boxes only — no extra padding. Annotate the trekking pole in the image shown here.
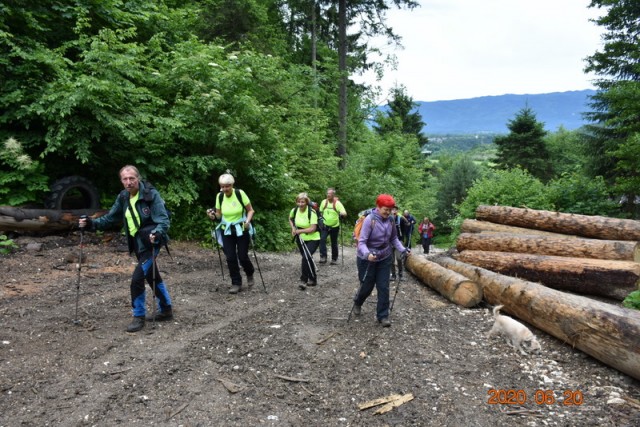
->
[390,251,409,314]
[211,227,225,281]
[250,234,267,293]
[347,256,374,323]
[340,220,344,266]
[297,234,317,281]
[73,223,85,325]
[150,245,158,329]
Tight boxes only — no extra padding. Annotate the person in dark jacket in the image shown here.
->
[353,194,410,327]
[79,165,173,333]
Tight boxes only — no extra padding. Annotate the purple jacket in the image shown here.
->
[357,208,406,261]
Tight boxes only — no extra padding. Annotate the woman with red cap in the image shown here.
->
[353,194,410,327]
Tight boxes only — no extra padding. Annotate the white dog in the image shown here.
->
[488,305,541,355]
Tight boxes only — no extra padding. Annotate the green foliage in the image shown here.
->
[623,290,640,311]
[493,107,551,181]
[545,127,588,177]
[583,0,640,217]
[547,173,619,216]
[0,233,18,254]
[0,138,49,206]
[451,168,553,238]
[340,124,427,219]
[374,86,428,145]
[434,155,483,234]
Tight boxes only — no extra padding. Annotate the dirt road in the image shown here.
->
[1,233,638,426]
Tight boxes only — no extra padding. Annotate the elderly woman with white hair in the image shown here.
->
[207,173,255,294]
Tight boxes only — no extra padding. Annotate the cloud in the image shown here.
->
[354,0,604,102]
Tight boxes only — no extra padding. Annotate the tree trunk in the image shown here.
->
[430,256,640,381]
[456,232,640,262]
[455,250,639,301]
[336,0,347,168]
[461,219,579,238]
[475,205,640,240]
[405,255,482,307]
[0,207,108,233]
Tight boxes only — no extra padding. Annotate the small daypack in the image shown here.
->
[352,208,375,241]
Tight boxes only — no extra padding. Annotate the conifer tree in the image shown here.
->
[493,107,550,181]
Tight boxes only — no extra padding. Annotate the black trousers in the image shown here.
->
[222,232,255,286]
[319,226,340,261]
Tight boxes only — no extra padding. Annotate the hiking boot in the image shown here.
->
[229,284,241,294]
[330,259,338,265]
[145,309,173,322]
[319,256,327,264]
[307,280,317,287]
[379,317,391,327]
[126,317,145,333]
[298,282,307,290]
[353,305,361,316]
[247,275,255,288]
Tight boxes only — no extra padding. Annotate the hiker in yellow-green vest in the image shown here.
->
[318,187,347,265]
[207,173,255,294]
[79,165,173,333]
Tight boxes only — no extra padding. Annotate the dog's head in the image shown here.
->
[525,337,542,353]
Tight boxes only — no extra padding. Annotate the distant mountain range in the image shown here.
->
[417,89,596,135]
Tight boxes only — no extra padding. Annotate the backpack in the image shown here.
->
[319,198,338,212]
[352,208,375,241]
[292,201,324,230]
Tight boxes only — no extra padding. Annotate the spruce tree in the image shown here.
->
[493,107,550,181]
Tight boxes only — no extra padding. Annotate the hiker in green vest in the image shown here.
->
[289,192,320,290]
[319,187,347,265]
[79,165,173,333]
[207,173,255,294]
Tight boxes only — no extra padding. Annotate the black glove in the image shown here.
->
[79,215,92,230]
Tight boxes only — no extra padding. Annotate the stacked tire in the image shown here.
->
[45,176,100,210]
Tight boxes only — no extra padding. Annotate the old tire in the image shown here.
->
[45,176,100,210]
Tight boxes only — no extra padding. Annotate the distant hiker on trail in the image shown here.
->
[319,187,347,265]
[207,173,255,295]
[390,207,406,281]
[418,217,436,254]
[79,165,173,333]
[401,210,417,248]
[352,194,410,327]
[289,192,320,290]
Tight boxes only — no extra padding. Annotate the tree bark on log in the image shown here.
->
[405,256,482,307]
[430,255,640,381]
[461,219,580,238]
[0,207,108,233]
[475,205,640,240]
[454,250,640,301]
[456,232,640,262]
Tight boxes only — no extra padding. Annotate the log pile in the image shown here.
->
[403,205,640,381]
[456,206,640,301]
[0,207,108,233]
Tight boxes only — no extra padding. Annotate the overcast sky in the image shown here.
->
[353,0,606,103]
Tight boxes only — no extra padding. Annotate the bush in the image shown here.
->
[0,233,18,255]
[450,168,553,239]
[547,173,619,216]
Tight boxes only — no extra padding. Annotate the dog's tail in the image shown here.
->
[492,304,504,317]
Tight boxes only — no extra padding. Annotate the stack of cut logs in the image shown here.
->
[405,205,640,381]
